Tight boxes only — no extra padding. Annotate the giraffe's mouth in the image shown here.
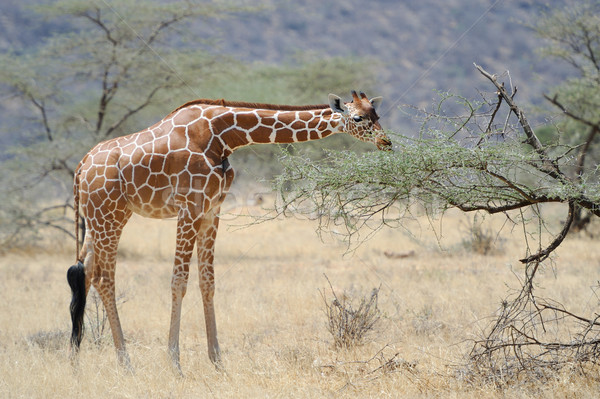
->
[376,136,393,151]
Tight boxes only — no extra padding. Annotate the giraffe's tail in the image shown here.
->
[68,163,86,350]
[67,261,86,349]
[74,164,82,264]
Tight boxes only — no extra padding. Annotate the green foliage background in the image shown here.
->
[0,0,378,248]
[1,0,598,250]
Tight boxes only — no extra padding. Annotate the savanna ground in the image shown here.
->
[1,194,599,398]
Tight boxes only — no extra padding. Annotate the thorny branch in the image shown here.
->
[473,64,600,257]
[544,93,600,179]
[278,65,599,260]
[477,90,503,146]
[474,63,562,179]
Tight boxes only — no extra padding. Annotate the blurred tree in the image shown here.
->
[0,0,376,250]
[535,0,600,230]
[0,0,250,249]
[272,58,600,381]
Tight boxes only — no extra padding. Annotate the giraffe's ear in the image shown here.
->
[370,96,383,112]
[328,94,347,114]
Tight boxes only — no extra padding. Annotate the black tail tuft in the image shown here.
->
[67,261,86,349]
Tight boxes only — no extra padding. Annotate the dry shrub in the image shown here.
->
[411,305,444,336]
[321,275,381,348]
[460,213,499,255]
[465,261,600,385]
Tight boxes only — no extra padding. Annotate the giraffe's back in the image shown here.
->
[78,115,227,220]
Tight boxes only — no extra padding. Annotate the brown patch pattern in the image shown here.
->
[72,93,390,370]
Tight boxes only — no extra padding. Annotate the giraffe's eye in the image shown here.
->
[353,115,363,122]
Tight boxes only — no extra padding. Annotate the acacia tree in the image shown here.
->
[0,0,249,248]
[272,1,600,381]
[274,0,600,264]
[274,64,600,261]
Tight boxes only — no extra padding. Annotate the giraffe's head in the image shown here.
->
[329,91,392,150]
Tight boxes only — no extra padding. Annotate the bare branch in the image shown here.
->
[544,94,600,129]
[576,125,599,177]
[80,8,117,46]
[540,303,600,327]
[96,50,119,134]
[145,11,194,46]
[474,64,563,180]
[102,84,163,138]
[28,95,53,141]
[476,91,503,146]
[519,200,575,264]
[452,198,561,214]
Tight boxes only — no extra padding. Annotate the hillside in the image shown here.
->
[206,0,565,127]
[0,0,566,133]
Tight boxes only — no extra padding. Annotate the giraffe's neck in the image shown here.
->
[212,107,344,157]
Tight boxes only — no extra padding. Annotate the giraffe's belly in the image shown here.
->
[129,203,179,219]
[125,186,179,219]
[122,177,225,219]
[118,148,233,219]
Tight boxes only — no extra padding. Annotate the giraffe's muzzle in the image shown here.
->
[376,136,393,151]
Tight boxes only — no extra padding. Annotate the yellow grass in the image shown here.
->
[1,201,599,398]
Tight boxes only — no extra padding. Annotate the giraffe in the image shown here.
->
[67,91,391,372]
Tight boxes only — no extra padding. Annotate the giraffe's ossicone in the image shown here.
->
[67,91,391,371]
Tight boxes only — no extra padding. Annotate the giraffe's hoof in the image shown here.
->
[173,366,184,378]
[117,351,135,374]
[210,352,224,372]
[213,360,224,372]
[171,361,184,377]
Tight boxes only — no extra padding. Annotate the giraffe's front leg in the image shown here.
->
[197,208,222,368]
[167,213,196,375]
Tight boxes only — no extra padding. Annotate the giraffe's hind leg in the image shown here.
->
[88,209,133,370]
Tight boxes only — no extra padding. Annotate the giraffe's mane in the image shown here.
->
[171,98,331,113]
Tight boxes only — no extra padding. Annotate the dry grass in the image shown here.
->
[1,201,600,398]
